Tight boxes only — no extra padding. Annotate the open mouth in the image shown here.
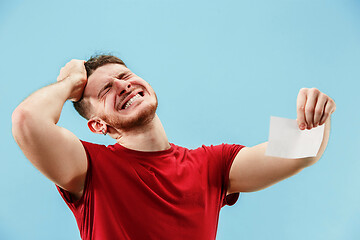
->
[121,91,144,110]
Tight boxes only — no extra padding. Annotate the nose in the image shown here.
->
[114,79,132,96]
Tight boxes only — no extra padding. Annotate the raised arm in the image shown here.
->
[227,88,336,193]
[12,60,88,199]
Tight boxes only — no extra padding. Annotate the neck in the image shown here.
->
[115,114,170,152]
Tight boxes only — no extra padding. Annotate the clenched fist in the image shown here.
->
[296,88,336,130]
[57,59,87,102]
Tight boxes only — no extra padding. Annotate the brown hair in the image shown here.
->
[73,54,127,120]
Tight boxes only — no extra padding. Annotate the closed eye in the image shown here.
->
[103,87,111,96]
[98,82,113,99]
[117,72,131,80]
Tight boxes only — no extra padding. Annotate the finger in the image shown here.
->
[313,93,327,128]
[319,99,336,125]
[296,88,307,130]
[304,88,320,129]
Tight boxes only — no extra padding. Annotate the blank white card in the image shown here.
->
[265,116,325,159]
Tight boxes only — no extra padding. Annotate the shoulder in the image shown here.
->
[79,140,110,158]
[190,143,245,156]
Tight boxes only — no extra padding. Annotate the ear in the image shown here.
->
[87,117,107,134]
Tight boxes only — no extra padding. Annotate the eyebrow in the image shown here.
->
[97,82,113,99]
[97,72,130,99]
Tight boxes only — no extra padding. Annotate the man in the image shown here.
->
[12,55,336,239]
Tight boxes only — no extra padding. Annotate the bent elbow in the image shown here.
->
[11,107,34,143]
[12,107,27,126]
[12,107,26,135]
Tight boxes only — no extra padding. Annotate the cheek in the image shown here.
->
[92,92,116,115]
[104,94,117,112]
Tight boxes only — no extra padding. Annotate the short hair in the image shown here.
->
[73,54,127,120]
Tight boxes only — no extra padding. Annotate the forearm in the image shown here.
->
[12,59,87,152]
[13,78,73,125]
[11,78,76,148]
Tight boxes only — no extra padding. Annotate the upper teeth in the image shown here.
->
[124,94,141,109]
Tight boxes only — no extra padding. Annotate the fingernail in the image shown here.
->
[300,123,305,130]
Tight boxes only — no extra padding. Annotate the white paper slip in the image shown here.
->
[265,116,325,159]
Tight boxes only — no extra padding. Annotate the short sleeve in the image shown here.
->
[221,144,245,207]
[55,140,100,211]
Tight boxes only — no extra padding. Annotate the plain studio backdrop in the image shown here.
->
[1,0,359,239]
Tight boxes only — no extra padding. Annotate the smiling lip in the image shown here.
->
[119,90,144,110]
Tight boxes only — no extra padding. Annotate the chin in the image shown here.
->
[105,101,158,131]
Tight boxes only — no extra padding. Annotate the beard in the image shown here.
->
[101,95,158,132]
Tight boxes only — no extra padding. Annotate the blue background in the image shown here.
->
[1,0,359,239]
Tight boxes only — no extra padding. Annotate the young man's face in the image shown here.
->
[83,63,158,131]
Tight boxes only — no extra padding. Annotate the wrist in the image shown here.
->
[60,75,86,101]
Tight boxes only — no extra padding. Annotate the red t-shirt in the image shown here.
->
[57,141,245,240]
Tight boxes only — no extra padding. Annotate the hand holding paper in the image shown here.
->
[265,88,336,159]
